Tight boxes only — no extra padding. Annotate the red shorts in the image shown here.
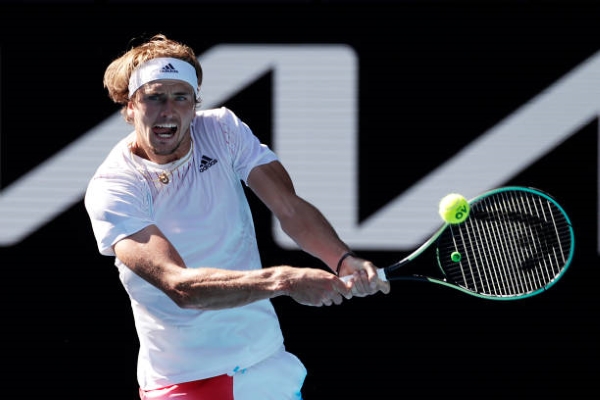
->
[139,374,233,399]
[139,347,306,399]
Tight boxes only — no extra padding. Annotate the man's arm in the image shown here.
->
[113,223,353,310]
[247,160,390,295]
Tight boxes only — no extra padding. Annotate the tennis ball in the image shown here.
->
[439,193,470,224]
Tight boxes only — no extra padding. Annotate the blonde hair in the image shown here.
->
[103,34,203,118]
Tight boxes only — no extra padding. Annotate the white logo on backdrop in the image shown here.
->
[0,45,597,250]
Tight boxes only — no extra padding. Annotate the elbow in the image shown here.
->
[163,275,211,310]
[165,288,198,309]
[168,291,217,311]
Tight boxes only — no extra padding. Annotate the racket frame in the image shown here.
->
[379,186,575,300]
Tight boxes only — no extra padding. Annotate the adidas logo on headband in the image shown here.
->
[160,63,178,73]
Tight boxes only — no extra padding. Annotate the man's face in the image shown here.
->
[128,79,196,163]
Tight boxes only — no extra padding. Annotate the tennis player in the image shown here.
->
[85,35,390,400]
[84,34,390,399]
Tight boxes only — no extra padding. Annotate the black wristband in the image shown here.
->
[336,251,356,276]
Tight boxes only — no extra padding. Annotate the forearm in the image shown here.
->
[278,198,350,272]
[171,263,353,309]
[171,266,293,310]
[246,161,354,273]
[113,229,289,309]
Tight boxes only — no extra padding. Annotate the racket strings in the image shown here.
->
[438,190,573,297]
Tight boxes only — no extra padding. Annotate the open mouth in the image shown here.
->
[153,123,177,137]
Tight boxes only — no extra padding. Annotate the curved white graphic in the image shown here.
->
[0,45,597,251]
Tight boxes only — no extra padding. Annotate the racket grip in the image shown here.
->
[340,268,387,283]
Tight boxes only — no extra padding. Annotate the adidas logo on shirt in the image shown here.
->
[160,63,178,73]
[199,155,218,172]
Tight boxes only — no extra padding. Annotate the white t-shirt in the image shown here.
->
[85,107,284,390]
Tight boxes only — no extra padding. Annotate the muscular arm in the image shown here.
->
[247,161,353,271]
[248,161,390,295]
[113,224,350,310]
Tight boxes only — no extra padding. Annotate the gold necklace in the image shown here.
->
[158,171,171,184]
[131,141,194,185]
[156,147,193,184]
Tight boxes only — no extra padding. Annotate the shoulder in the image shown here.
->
[193,106,242,128]
[88,133,145,188]
[191,106,252,146]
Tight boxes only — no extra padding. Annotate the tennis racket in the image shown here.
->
[346,186,575,300]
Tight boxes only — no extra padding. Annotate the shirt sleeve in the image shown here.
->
[84,171,154,256]
[212,107,278,184]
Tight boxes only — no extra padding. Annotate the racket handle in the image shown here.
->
[340,268,387,283]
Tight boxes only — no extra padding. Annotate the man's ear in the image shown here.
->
[125,101,135,124]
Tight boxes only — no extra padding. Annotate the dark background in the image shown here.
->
[1,1,598,398]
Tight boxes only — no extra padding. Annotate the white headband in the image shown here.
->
[128,57,199,98]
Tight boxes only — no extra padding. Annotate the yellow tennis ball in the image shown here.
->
[439,193,470,224]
